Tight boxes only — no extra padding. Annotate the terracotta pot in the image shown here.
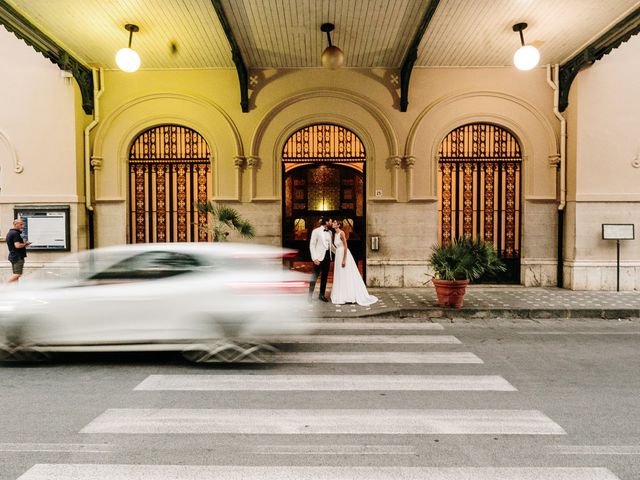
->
[432,278,469,308]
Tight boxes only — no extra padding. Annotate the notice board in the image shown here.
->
[14,206,71,251]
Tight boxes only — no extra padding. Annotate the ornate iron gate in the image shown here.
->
[438,123,522,282]
[128,125,211,243]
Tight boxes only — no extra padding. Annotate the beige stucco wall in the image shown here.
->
[90,65,559,286]
[0,27,89,279]
[564,35,640,290]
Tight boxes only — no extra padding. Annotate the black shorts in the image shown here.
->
[11,258,25,275]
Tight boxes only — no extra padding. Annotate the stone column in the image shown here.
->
[389,155,403,200]
[232,156,245,201]
[404,156,416,201]
[245,156,259,202]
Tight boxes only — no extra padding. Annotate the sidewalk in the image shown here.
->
[310,286,640,319]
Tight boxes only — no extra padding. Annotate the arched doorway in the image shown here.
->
[437,123,522,283]
[128,124,211,243]
[282,124,366,274]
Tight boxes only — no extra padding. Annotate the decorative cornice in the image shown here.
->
[0,0,94,114]
[559,5,640,112]
[399,0,440,112]
[210,0,249,112]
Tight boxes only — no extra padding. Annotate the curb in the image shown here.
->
[312,307,640,320]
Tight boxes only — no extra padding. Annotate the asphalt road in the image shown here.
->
[0,318,639,480]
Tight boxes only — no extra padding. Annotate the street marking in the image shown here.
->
[271,351,483,363]
[548,445,640,455]
[518,331,640,335]
[81,409,565,435]
[0,443,113,453]
[251,444,418,455]
[264,335,461,344]
[134,374,516,391]
[17,465,620,480]
[308,322,444,330]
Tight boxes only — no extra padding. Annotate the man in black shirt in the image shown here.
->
[6,219,31,283]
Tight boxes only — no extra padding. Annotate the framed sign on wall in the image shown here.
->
[602,223,635,240]
[14,205,71,251]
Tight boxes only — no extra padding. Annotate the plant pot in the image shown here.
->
[432,278,469,308]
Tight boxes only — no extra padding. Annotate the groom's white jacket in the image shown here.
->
[309,226,334,263]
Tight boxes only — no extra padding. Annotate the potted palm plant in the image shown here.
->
[197,201,255,242]
[428,237,505,308]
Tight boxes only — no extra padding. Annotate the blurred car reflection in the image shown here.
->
[0,243,312,363]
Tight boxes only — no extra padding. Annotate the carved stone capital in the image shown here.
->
[233,156,245,169]
[90,156,103,170]
[389,155,403,169]
[404,156,416,169]
[246,156,260,168]
[548,154,560,168]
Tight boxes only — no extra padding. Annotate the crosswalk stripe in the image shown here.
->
[518,331,640,335]
[80,409,565,435]
[548,445,640,455]
[264,335,461,344]
[0,443,113,453]
[270,351,483,363]
[308,322,444,330]
[17,465,620,480]
[250,444,418,455]
[134,374,516,391]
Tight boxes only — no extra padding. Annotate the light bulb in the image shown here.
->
[115,47,141,73]
[513,45,540,71]
[322,46,344,69]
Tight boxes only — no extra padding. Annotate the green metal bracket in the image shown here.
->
[559,6,640,112]
[0,0,94,114]
[210,0,249,113]
[400,0,440,112]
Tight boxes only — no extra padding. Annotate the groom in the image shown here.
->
[308,216,334,302]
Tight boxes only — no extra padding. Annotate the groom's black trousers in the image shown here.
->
[309,250,331,297]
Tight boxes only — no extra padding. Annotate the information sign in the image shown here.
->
[14,206,70,251]
[602,224,634,240]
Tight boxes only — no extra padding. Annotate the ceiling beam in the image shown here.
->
[559,5,640,112]
[0,0,94,114]
[210,0,249,113]
[399,0,440,112]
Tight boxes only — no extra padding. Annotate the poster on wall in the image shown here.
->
[14,206,70,251]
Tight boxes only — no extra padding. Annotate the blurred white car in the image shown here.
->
[0,243,312,362]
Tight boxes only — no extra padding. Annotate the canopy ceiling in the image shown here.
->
[4,0,640,70]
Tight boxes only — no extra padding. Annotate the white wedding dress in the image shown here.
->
[331,233,378,306]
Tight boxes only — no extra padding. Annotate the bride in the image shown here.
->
[330,220,378,306]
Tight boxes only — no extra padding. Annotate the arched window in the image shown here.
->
[283,124,366,162]
[129,125,211,243]
[438,123,522,282]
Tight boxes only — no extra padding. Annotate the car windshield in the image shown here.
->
[89,251,201,280]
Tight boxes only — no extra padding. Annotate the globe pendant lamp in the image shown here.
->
[321,23,344,69]
[116,24,141,73]
[512,22,540,71]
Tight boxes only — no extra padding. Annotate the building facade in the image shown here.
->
[1,25,639,289]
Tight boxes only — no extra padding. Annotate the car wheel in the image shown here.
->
[0,322,52,363]
[182,341,278,363]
